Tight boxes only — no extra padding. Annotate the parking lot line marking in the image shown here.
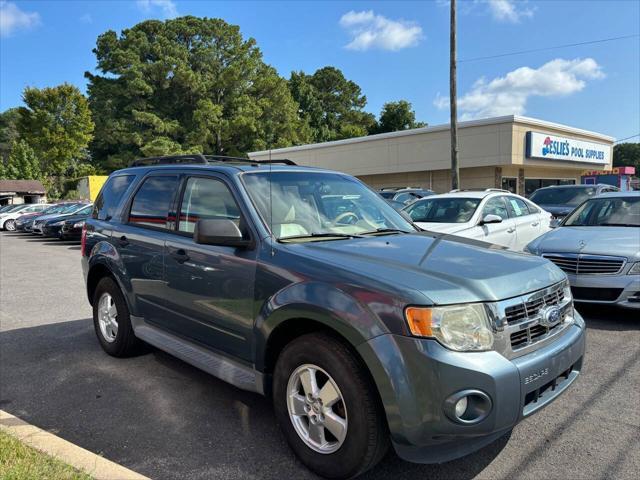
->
[0,410,150,480]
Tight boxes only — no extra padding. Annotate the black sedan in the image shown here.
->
[42,204,93,238]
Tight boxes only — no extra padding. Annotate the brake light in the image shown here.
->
[80,224,87,256]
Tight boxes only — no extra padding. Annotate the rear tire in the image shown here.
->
[273,333,388,479]
[92,276,142,357]
[3,219,15,231]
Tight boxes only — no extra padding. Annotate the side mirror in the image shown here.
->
[481,214,503,225]
[194,219,252,248]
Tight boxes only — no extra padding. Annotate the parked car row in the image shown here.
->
[1,201,93,240]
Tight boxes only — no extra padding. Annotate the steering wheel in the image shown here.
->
[332,211,359,225]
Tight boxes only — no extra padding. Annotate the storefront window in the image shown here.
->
[501,177,517,193]
[524,178,576,197]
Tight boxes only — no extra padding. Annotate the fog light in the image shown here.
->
[455,396,468,418]
[444,389,492,425]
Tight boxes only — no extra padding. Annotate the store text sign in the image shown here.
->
[526,131,609,164]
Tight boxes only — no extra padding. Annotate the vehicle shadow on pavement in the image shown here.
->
[578,305,640,331]
[0,319,507,480]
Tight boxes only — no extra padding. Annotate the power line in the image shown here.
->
[460,34,639,63]
[614,133,640,144]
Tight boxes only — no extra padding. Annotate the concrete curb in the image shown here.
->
[0,410,150,480]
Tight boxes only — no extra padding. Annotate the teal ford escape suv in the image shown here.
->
[82,155,585,479]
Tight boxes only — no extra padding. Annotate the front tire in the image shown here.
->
[92,277,142,357]
[273,333,388,479]
[3,219,16,231]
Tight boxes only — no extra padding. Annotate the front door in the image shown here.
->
[162,175,257,362]
[469,196,518,249]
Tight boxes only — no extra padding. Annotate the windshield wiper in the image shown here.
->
[279,232,364,242]
[600,223,638,227]
[360,228,412,236]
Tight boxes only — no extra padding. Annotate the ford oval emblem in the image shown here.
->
[540,306,562,327]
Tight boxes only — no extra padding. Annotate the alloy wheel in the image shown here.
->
[286,364,348,454]
[97,293,118,342]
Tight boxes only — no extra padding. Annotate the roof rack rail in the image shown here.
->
[449,188,510,193]
[129,154,297,167]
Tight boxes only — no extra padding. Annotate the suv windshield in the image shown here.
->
[405,197,481,223]
[563,196,640,227]
[529,187,597,206]
[243,172,414,240]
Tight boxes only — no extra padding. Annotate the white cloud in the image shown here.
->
[0,1,40,37]
[339,10,423,51]
[484,0,534,23]
[434,58,605,120]
[136,0,178,18]
[79,13,92,24]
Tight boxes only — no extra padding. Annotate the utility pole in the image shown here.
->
[450,0,460,190]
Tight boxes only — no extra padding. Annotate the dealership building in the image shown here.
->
[249,115,615,196]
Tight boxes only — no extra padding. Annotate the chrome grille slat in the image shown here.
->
[543,253,625,275]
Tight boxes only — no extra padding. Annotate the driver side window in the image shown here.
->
[482,197,508,219]
[178,177,241,233]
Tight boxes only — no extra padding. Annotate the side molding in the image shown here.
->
[131,316,264,395]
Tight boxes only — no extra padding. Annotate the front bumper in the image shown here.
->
[567,271,640,309]
[42,225,63,237]
[357,314,585,464]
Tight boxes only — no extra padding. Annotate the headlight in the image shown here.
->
[629,262,640,275]
[405,304,494,351]
[73,221,85,228]
[50,220,66,226]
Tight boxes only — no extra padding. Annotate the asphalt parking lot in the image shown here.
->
[1,231,639,480]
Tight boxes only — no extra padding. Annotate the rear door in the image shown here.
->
[112,174,180,321]
[162,174,258,361]
[505,196,541,249]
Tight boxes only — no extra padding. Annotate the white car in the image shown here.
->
[403,189,552,250]
[0,204,51,231]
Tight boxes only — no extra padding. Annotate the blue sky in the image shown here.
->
[1,0,639,141]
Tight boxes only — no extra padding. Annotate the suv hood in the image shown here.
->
[291,233,564,305]
[532,226,640,259]
[538,204,576,217]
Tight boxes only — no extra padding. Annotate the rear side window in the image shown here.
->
[178,177,240,233]
[506,197,531,217]
[94,175,135,220]
[128,176,179,229]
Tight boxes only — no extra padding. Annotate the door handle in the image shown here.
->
[507,227,516,234]
[531,222,539,227]
[118,235,129,247]
[170,248,190,263]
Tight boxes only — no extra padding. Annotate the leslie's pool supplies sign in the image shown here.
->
[526,131,610,164]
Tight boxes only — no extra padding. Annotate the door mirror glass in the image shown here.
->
[481,214,503,225]
[194,219,251,247]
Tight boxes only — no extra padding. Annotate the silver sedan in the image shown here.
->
[526,191,640,309]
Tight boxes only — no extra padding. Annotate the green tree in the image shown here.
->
[18,83,94,176]
[289,67,376,142]
[373,100,426,134]
[0,108,21,163]
[86,16,308,171]
[2,140,41,179]
[613,142,640,170]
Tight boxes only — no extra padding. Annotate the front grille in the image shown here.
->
[571,287,623,301]
[543,253,625,275]
[505,282,565,325]
[509,303,571,349]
